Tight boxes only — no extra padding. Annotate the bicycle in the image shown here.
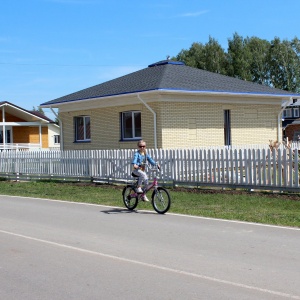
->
[122,164,171,214]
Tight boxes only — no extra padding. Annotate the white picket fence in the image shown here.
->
[0,143,42,151]
[0,147,299,191]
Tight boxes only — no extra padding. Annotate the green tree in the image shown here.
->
[245,36,271,86]
[227,32,252,81]
[173,33,300,93]
[203,36,227,74]
[32,106,45,115]
[175,42,205,69]
[174,37,227,74]
[268,37,300,92]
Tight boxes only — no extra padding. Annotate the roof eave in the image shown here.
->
[158,89,297,100]
[40,88,298,108]
[40,89,158,108]
[0,101,50,123]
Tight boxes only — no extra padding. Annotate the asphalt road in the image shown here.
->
[0,195,300,300]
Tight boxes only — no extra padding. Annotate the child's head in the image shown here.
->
[137,140,146,151]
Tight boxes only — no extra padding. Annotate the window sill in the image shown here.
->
[73,140,91,143]
[119,138,141,142]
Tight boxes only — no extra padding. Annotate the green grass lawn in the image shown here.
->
[0,180,300,227]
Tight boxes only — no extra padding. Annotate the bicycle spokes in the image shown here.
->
[122,186,138,210]
[156,191,166,205]
[152,187,171,214]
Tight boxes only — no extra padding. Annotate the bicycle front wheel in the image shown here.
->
[151,187,171,214]
[122,185,138,210]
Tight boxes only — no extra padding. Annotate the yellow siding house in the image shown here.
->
[40,60,299,150]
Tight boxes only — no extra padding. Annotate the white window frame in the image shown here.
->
[0,126,12,143]
[54,135,60,144]
[283,108,292,118]
[293,107,299,118]
[121,111,141,140]
[74,116,91,142]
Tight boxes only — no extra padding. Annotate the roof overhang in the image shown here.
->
[40,89,297,111]
[284,119,300,129]
[0,102,50,123]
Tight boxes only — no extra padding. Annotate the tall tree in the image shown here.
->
[203,36,227,74]
[245,37,271,86]
[173,33,300,93]
[227,33,252,81]
[174,37,227,74]
[268,37,300,92]
[175,42,205,69]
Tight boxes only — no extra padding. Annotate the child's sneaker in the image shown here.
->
[136,187,143,193]
[141,195,149,202]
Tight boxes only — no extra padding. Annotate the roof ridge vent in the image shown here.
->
[148,60,185,67]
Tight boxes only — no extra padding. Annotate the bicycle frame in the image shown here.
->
[130,178,158,198]
[130,168,159,198]
[122,164,171,214]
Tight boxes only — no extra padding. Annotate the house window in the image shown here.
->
[293,108,299,118]
[283,108,292,118]
[224,110,231,146]
[54,135,60,144]
[0,128,11,143]
[293,130,300,141]
[74,116,91,141]
[121,111,141,140]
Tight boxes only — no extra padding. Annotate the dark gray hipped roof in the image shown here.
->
[41,60,298,106]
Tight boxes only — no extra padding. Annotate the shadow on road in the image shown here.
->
[101,208,155,215]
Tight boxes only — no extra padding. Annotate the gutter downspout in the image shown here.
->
[39,124,42,149]
[50,107,63,151]
[2,105,6,150]
[137,94,157,149]
[279,96,293,141]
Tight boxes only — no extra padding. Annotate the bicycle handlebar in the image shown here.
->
[140,163,160,172]
[149,164,161,172]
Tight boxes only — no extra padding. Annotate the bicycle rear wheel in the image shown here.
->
[151,187,171,214]
[122,185,138,210]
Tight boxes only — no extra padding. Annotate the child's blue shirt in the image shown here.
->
[132,151,156,168]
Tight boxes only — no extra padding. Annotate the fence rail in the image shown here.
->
[0,143,60,151]
[0,143,42,151]
[0,148,299,192]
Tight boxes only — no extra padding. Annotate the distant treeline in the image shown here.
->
[172,33,300,93]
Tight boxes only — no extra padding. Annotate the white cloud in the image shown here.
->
[43,0,98,4]
[177,10,209,18]
[0,37,10,43]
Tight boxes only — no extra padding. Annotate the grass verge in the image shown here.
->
[0,180,300,228]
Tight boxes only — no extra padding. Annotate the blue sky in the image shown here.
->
[1,0,299,119]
